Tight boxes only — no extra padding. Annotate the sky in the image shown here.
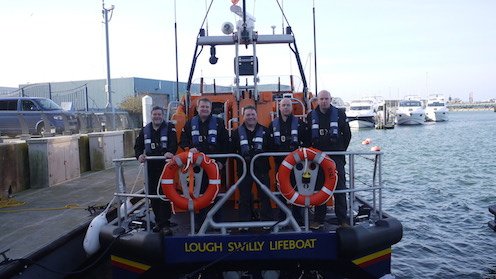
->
[1,0,495,102]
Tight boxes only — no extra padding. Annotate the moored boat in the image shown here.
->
[346,99,377,128]
[395,96,425,125]
[489,205,496,232]
[425,94,449,122]
[92,2,403,278]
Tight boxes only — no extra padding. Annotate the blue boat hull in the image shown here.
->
[100,218,402,278]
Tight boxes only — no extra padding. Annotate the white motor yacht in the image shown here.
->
[346,99,376,128]
[425,94,449,122]
[395,96,425,125]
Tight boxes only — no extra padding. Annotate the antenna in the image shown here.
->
[425,71,429,97]
[281,0,285,33]
[204,0,209,35]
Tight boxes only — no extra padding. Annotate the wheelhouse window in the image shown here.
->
[399,101,421,107]
[350,106,372,110]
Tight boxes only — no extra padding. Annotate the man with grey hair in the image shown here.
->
[134,106,178,235]
[306,90,351,229]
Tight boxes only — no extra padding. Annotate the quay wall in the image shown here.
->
[123,129,140,158]
[0,129,139,197]
[448,107,495,112]
[0,142,30,198]
[79,135,91,173]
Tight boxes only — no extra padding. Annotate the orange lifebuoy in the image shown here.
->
[277,147,337,207]
[161,152,220,211]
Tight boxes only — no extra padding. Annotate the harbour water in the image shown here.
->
[350,111,496,278]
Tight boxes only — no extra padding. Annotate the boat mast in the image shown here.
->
[185,0,215,115]
[174,0,179,101]
[312,0,318,95]
[185,0,309,109]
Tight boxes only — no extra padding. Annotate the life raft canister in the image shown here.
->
[161,151,220,211]
[277,147,338,207]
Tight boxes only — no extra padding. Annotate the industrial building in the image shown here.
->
[1,77,187,111]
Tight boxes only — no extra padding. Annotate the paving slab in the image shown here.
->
[0,160,143,262]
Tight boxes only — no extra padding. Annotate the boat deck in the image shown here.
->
[0,160,142,276]
[164,200,348,236]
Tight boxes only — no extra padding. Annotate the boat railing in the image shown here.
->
[251,151,384,230]
[226,118,239,190]
[271,97,307,121]
[189,75,304,96]
[112,153,248,235]
[111,150,384,235]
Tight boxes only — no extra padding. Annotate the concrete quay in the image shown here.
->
[0,129,139,198]
[0,160,142,278]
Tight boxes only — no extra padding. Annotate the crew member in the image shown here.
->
[307,90,351,229]
[268,98,308,223]
[134,106,178,235]
[231,105,272,222]
[179,98,228,223]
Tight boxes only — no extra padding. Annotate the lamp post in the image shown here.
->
[102,0,115,129]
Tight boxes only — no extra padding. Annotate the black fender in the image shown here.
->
[337,217,403,258]
[100,225,163,265]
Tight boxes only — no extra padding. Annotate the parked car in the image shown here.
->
[0,97,78,136]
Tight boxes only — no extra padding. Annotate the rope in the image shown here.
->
[0,203,84,213]
[302,147,309,173]
[157,158,177,203]
[0,198,26,209]
[129,163,144,194]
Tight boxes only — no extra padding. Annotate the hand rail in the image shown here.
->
[251,150,384,230]
[112,150,383,234]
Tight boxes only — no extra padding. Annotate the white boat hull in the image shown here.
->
[395,112,425,125]
[425,108,449,122]
[348,119,375,128]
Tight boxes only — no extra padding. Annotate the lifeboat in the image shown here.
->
[97,1,403,278]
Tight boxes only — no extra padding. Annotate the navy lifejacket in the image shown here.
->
[144,122,168,155]
[191,116,217,146]
[311,106,339,140]
[272,115,299,146]
[239,125,264,156]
